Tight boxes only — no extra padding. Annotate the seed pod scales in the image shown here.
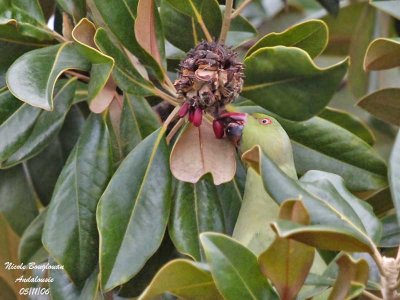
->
[175,41,244,127]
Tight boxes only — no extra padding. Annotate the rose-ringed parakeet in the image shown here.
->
[213,111,297,254]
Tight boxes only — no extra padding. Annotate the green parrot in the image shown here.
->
[213,109,297,254]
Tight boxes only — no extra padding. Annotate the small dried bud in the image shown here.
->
[175,41,244,126]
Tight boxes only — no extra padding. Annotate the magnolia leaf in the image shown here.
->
[6,43,90,110]
[160,0,222,52]
[358,88,400,126]
[258,152,380,254]
[49,264,99,300]
[247,19,328,58]
[135,0,165,68]
[56,0,86,21]
[322,2,368,56]
[319,107,375,145]
[328,254,369,300]
[72,18,116,113]
[169,175,227,261]
[0,165,38,236]
[119,93,160,156]
[242,46,348,121]
[348,4,375,98]
[18,209,47,264]
[364,38,400,71]
[26,106,85,206]
[200,233,279,300]
[42,114,114,285]
[2,78,77,167]
[389,130,400,225]
[259,200,314,300]
[94,28,154,97]
[380,214,400,248]
[271,221,372,253]
[138,259,223,300]
[88,0,164,80]
[226,9,257,47]
[317,0,339,15]
[369,0,400,20]
[97,129,171,291]
[170,122,236,185]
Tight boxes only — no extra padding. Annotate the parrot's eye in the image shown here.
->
[259,118,272,125]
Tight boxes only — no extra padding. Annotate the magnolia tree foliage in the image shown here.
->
[0,0,400,299]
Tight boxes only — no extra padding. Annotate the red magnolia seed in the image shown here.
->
[213,120,224,139]
[192,107,203,127]
[178,102,190,118]
[188,108,195,122]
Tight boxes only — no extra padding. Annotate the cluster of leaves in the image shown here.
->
[0,0,399,300]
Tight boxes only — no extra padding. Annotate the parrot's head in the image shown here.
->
[213,112,277,148]
[213,111,296,177]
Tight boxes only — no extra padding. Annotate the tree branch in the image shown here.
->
[231,0,252,19]
[219,0,233,43]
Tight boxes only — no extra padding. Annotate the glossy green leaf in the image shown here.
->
[317,0,339,15]
[200,233,279,300]
[226,10,257,47]
[348,4,375,98]
[49,264,99,300]
[0,165,38,236]
[215,179,242,235]
[72,19,115,113]
[169,175,226,261]
[380,214,400,248]
[138,259,223,300]
[160,0,222,52]
[370,0,400,20]
[26,106,85,206]
[322,2,367,56]
[258,152,380,254]
[97,129,171,291]
[94,28,154,97]
[358,88,400,126]
[328,254,369,300]
[389,130,400,225]
[319,107,375,145]
[234,105,387,191]
[0,2,54,42]
[364,38,400,71]
[259,200,314,300]
[118,236,176,298]
[18,209,47,264]
[7,43,90,110]
[43,114,114,285]
[247,19,328,58]
[26,140,68,206]
[300,170,382,243]
[88,0,164,80]
[120,93,160,157]
[2,78,77,168]
[0,87,21,123]
[242,46,348,121]
[271,220,372,253]
[56,0,86,21]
